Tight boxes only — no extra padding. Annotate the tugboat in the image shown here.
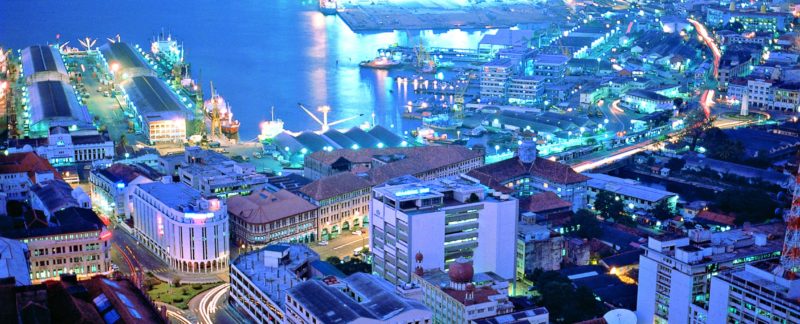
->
[319,0,337,15]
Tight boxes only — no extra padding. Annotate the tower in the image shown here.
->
[518,139,538,164]
[781,165,800,275]
[740,92,750,116]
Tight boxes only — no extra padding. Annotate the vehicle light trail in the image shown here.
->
[572,140,659,173]
[199,283,229,324]
[167,310,192,324]
[687,18,721,78]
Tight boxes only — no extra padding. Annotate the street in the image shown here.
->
[311,230,369,260]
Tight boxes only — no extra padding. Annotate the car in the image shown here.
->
[353,247,362,256]
[317,240,329,246]
[351,230,362,235]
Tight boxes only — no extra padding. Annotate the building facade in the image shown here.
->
[89,163,161,221]
[636,226,784,324]
[228,188,318,249]
[0,152,58,201]
[370,176,517,284]
[132,182,228,273]
[707,262,800,324]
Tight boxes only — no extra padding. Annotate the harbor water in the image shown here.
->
[1,0,487,140]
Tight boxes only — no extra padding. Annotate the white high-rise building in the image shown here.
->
[636,225,784,324]
[132,182,229,273]
[708,261,800,324]
[369,176,517,285]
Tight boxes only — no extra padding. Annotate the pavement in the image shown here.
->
[311,230,369,260]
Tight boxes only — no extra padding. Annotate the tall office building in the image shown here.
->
[635,225,784,324]
[369,176,517,285]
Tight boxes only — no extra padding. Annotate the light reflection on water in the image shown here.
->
[1,0,486,139]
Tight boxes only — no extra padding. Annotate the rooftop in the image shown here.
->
[99,42,150,70]
[28,80,92,127]
[0,207,106,239]
[586,173,677,203]
[0,152,59,182]
[287,272,429,323]
[227,189,317,224]
[30,179,78,214]
[96,163,162,185]
[624,89,671,102]
[466,156,589,192]
[136,182,212,213]
[231,244,319,309]
[21,45,67,77]
[519,191,572,214]
[419,268,509,306]
[121,76,188,121]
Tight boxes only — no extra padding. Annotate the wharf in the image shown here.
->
[337,2,564,31]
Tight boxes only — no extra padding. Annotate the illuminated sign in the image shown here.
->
[185,212,214,220]
[395,188,431,197]
[157,215,164,236]
[116,182,125,189]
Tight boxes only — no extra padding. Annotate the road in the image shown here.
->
[311,231,369,260]
[687,18,721,78]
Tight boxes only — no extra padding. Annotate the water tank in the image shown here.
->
[603,309,637,324]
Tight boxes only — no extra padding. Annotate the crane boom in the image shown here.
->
[328,113,365,127]
[297,103,324,126]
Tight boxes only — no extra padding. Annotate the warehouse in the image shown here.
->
[121,75,189,144]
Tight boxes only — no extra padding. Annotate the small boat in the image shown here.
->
[359,56,402,69]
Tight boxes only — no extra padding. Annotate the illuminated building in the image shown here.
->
[228,188,318,249]
[507,76,545,105]
[300,146,484,241]
[99,42,156,79]
[23,80,94,137]
[621,89,674,114]
[0,207,111,283]
[229,244,331,323]
[707,261,800,324]
[173,147,269,198]
[465,140,588,211]
[480,59,515,100]
[635,225,785,324]
[412,259,515,323]
[532,54,569,82]
[20,45,69,84]
[120,76,190,145]
[0,152,58,201]
[369,176,517,285]
[285,272,432,324]
[7,126,115,166]
[585,173,678,214]
[131,182,229,273]
[89,163,162,222]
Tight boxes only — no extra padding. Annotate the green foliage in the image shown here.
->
[652,199,676,221]
[327,256,371,275]
[665,157,685,171]
[701,127,745,162]
[526,271,606,323]
[570,209,602,240]
[714,188,779,225]
[594,191,626,221]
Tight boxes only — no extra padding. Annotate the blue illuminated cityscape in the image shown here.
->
[2,0,800,323]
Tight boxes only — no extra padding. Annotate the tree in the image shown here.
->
[652,199,676,221]
[673,97,684,109]
[714,188,779,225]
[665,157,685,171]
[684,110,715,152]
[570,209,602,239]
[528,271,606,323]
[594,191,626,221]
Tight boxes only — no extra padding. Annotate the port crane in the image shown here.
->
[297,103,364,133]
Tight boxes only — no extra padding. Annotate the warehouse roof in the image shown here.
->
[586,173,677,203]
[21,45,67,77]
[99,42,150,70]
[28,81,92,127]
[122,76,187,121]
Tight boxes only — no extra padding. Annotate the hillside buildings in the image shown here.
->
[131,182,229,273]
[369,176,517,284]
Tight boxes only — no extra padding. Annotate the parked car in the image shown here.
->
[317,240,329,246]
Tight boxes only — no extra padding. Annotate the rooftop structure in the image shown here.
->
[120,76,189,144]
[708,260,800,323]
[229,244,325,322]
[0,237,31,286]
[413,260,514,323]
[636,224,785,323]
[20,45,68,83]
[27,81,93,136]
[99,42,154,78]
[285,272,431,323]
[585,173,678,212]
[90,163,162,220]
[465,142,588,210]
[176,147,269,198]
[0,275,166,324]
[30,179,89,218]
